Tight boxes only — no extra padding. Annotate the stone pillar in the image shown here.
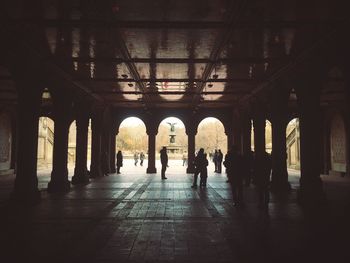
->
[12,85,41,204]
[48,104,71,192]
[186,129,196,173]
[253,115,266,155]
[109,126,117,173]
[241,117,252,154]
[72,111,90,185]
[270,113,291,192]
[90,108,103,178]
[146,129,157,173]
[297,85,325,206]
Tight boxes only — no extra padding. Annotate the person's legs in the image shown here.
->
[117,166,120,174]
[161,165,167,179]
[192,170,199,187]
[218,162,222,173]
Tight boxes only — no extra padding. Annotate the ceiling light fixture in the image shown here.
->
[128,82,133,87]
[121,74,128,79]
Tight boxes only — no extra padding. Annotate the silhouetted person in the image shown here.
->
[217,149,223,173]
[140,152,145,166]
[255,151,272,209]
[182,152,187,166]
[200,153,209,187]
[213,150,218,172]
[191,148,205,188]
[224,145,244,207]
[134,152,138,166]
[160,146,168,179]
[116,150,123,174]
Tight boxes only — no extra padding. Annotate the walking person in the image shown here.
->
[213,150,218,172]
[140,152,145,166]
[160,146,168,179]
[200,153,209,187]
[191,148,205,188]
[134,152,139,166]
[116,150,123,174]
[217,149,223,173]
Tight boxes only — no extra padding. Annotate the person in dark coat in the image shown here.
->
[191,148,205,188]
[255,151,272,209]
[160,146,168,179]
[200,153,209,187]
[140,152,145,166]
[213,150,218,172]
[217,149,223,173]
[224,145,244,207]
[116,150,123,174]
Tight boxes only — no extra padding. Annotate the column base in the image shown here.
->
[297,179,326,207]
[146,167,157,173]
[186,166,195,173]
[90,166,103,178]
[11,188,41,205]
[72,170,90,185]
[48,179,71,193]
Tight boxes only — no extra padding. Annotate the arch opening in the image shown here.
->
[37,117,54,173]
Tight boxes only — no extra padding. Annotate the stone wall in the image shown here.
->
[0,111,12,173]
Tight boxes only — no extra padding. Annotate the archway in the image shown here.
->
[117,117,148,171]
[156,117,187,174]
[196,117,227,173]
[37,116,54,173]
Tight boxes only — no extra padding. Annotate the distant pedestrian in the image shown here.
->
[200,153,209,187]
[140,152,145,166]
[191,148,205,188]
[182,152,188,166]
[213,150,218,172]
[217,149,223,173]
[160,147,168,179]
[116,150,123,174]
[134,152,139,166]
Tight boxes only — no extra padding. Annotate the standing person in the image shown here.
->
[116,150,123,174]
[255,151,272,209]
[217,149,223,173]
[200,153,209,187]
[182,152,188,166]
[213,150,218,172]
[160,146,168,179]
[134,152,139,166]
[140,152,145,166]
[224,145,244,207]
[191,148,205,188]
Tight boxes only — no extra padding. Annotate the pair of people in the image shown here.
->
[191,148,209,188]
[213,149,223,173]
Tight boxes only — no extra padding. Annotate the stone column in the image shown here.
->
[90,108,103,178]
[297,85,325,206]
[241,117,252,154]
[48,104,71,192]
[186,129,196,173]
[270,113,291,192]
[12,84,41,204]
[72,112,90,185]
[146,129,157,173]
[109,126,117,173]
[253,115,266,155]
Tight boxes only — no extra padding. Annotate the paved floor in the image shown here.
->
[1,161,350,263]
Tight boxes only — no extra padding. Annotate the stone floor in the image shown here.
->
[1,160,350,263]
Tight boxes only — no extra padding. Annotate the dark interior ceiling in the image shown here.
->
[0,0,346,110]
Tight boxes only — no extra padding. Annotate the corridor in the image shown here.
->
[1,167,349,263]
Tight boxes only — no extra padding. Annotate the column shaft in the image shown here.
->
[72,115,90,184]
[90,114,103,178]
[186,132,196,173]
[48,113,71,192]
[146,132,157,173]
[109,131,116,173]
[253,117,266,154]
